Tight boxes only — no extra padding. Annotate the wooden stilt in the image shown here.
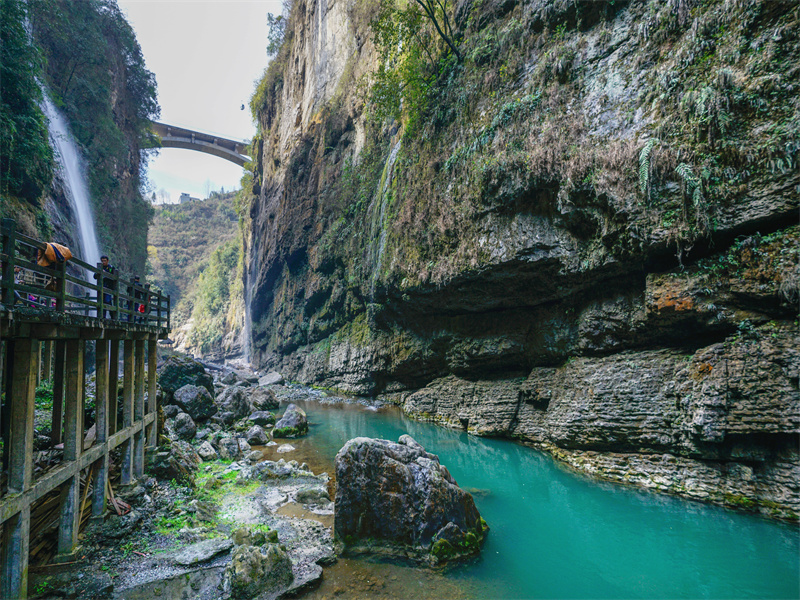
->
[108,339,119,435]
[147,335,158,448]
[58,339,84,556]
[51,340,66,446]
[1,341,12,482]
[120,339,134,485]
[133,339,146,478]
[42,340,54,383]
[1,506,31,599]
[92,339,109,522]
[2,338,36,597]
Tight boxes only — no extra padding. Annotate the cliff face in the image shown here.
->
[247,0,799,518]
[30,0,158,274]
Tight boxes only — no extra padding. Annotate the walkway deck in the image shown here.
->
[0,218,171,599]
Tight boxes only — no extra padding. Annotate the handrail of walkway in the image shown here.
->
[0,218,170,330]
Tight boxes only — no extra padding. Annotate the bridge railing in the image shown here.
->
[1,218,170,330]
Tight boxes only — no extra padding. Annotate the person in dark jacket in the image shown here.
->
[93,255,117,318]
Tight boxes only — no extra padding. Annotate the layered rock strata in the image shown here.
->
[245,0,800,516]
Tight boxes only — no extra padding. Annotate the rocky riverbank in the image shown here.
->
[28,358,337,600]
[28,355,487,599]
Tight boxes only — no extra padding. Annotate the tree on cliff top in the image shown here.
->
[369,0,461,134]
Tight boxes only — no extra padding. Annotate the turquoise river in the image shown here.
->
[262,397,800,599]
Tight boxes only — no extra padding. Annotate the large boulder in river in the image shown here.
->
[216,387,252,420]
[273,404,308,438]
[334,435,487,564]
[173,384,217,422]
[157,355,214,402]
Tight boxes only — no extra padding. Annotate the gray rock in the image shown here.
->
[223,544,293,599]
[173,538,234,566]
[173,412,197,441]
[214,411,236,426]
[157,355,214,402]
[216,387,252,420]
[247,411,276,426]
[295,486,330,505]
[246,450,263,462]
[259,372,285,386]
[273,404,308,438]
[245,425,268,445]
[237,438,252,454]
[99,509,142,540]
[173,384,218,422]
[250,387,279,411]
[216,436,241,461]
[197,440,218,461]
[277,444,295,454]
[221,371,241,385]
[162,404,180,418]
[147,441,200,485]
[334,435,486,564]
[232,527,252,546]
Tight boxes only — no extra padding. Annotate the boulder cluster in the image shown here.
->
[155,355,309,475]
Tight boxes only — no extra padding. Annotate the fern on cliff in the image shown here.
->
[638,138,659,198]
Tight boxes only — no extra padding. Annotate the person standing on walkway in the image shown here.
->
[94,255,117,318]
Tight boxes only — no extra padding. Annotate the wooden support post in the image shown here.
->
[92,339,109,523]
[36,341,42,387]
[8,338,36,494]
[147,335,158,448]
[51,340,66,446]
[133,339,145,478]
[58,339,84,556]
[1,341,12,480]
[108,339,120,435]
[1,506,30,599]
[120,339,134,485]
[2,338,36,598]
[42,340,53,383]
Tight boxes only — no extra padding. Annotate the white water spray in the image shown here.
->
[42,95,102,269]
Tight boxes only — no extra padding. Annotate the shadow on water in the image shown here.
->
[272,399,800,600]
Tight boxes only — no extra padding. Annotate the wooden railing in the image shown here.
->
[1,218,170,330]
[0,220,168,598]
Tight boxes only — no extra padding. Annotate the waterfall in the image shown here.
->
[42,94,102,269]
[369,138,402,302]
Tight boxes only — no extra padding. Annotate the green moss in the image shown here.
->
[272,425,308,438]
[431,539,455,560]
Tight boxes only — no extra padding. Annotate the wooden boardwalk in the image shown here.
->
[0,218,170,598]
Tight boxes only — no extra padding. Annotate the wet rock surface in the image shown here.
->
[157,355,215,401]
[334,435,487,564]
[173,384,218,422]
[273,403,309,438]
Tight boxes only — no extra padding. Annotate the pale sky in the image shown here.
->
[118,0,284,204]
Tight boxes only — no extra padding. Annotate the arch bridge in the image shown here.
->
[149,121,251,166]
